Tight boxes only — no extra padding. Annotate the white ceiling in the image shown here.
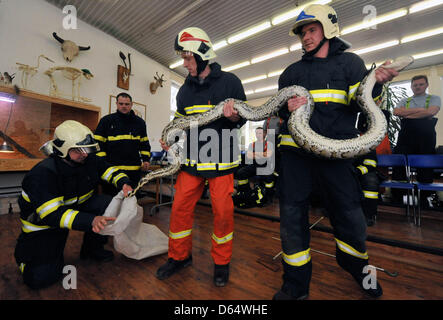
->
[45,0,443,99]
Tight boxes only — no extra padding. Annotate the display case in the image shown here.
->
[0,85,101,171]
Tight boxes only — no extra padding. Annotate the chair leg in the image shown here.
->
[417,189,421,227]
[405,189,410,218]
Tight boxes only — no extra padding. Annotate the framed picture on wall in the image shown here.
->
[109,95,147,121]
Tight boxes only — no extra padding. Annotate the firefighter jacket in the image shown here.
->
[277,37,383,152]
[94,110,151,171]
[18,155,130,234]
[174,62,247,178]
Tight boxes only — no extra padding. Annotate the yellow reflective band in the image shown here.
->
[140,137,149,142]
[114,165,141,171]
[348,82,360,103]
[108,135,141,141]
[19,263,25,274]
[140,151,151,156]
[265,181,275,188]
[59,209,79,229]
[196,163,217,171]
[373,95,381,102]
[93,135,107,142]
[282,248,311,267]
[21,190,30,202]
[256,188,264,203]
[64,197,77,206]
[212,232,233,244]
[363,159,377,167]
[184,105,215,114]
[101,167,118,182]
[20,218,50,233]
[335,238,368,260]
[96,152,107,157]
[218,158,241,171]
[37,196,64,219]
[112,173,127,187]
[279,135,299,148]
[78,189,94,204]
[357,165,368,175]
[175,111,185,118]
[310,89,348,105]
[363,190,379,199]
[169,229,192,240]
[238,179,249,185]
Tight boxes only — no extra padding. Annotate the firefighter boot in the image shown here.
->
[214,263,229,287]
[273,261,311,300]
[80,232,114,262]
[156,256,193,280]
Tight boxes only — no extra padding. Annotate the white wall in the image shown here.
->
[0,0,179,150]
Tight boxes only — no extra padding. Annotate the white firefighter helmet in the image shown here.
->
[289,4,339,39]
[48,120,98,158]
[174,27,216,61]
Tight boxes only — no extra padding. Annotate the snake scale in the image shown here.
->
[129,56,414,197]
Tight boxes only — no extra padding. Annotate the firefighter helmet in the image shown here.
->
[289,4,339,39]
[174,27,216,61]
[50,120,98,158]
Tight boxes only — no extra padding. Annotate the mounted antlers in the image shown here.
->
[149,72,166,94]
[52,32,91,62]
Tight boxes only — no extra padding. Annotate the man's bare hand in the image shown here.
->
[92,216,116,233]
[159,139,170,151]
[223,99,240,122]
[288,96,307,112]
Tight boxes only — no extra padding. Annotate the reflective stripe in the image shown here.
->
[363,159,377,167]
[348,82,360,103]
[357,165,368,175]
[114,165,141,171]
[78,189,94,204]
[175,111,185,118]
[265,181,275,188]
[279,135,299,148]
[112,173,127,187]
[101,167,119,182]
[335,238,368,260]
[59,209,79,229]
[37,196,64,219]
[21,190,30,202]
[20,219,50,233]
[108,135,142,141]
[184,105,215,114]
[19,263,25,274]
[256,188,264,203]
[94,135,107,142]
[238,179,249,186]
[140,137,149,142]
[282,248,311,267]
[196,163,217,171]
[169,229,192,240]
[310,89,348,105]
[96,152,107,157]
[212,232,233,244]
[64,197,77,205]
[363,190,379,199]
[140,151,151,156]
[218,157,241,171]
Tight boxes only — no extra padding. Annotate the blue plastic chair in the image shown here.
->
[377,154,416,222]
[406,154,443,226]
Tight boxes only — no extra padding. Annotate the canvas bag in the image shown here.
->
[99,191,168,260]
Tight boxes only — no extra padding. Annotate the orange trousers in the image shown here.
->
[168,171,234,265]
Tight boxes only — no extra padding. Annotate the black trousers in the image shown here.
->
[14,194,112,290]
[234,164,274,189]
[278,150,368,296]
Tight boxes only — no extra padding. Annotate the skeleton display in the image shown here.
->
[149,72,166,94]
[0,72,15,86]
[52,32,91,62]
[44,66,93,102]
[128,56,414,197]
[16,54,54,89]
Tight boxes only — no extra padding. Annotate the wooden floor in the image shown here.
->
[1,192,443,300]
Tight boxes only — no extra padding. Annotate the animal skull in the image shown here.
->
[150,72,166,94]
[52,32,91,62]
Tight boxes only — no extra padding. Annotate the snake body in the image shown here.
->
[130,56,413,196]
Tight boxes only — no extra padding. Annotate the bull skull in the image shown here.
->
[149,72,166,94]
[52,32,91,62]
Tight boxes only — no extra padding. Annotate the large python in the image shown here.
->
[129,56,413,196]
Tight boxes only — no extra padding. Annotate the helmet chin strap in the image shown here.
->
[303,37,328,56]
[194,54,209,76]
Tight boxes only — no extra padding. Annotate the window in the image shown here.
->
[170,81,180,120]
[389,80,413,98]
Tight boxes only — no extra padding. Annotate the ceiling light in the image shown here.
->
[290,43,302,52]
[401,26,443,43]
[409,0,443,14]
[254,85,278,93]
[227,21,272,44]
[251,48,289,64]
[353,40,399,55]
[413,48,443,59]
[341,9,408,35]
[242,74,267,84]
[213,40,228,51]
[169,59,183,69]
[271,0,332,25]
[0,141,13,153]
[268,69,284,78]
[245,90,255,96]
[222,61,251,72]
